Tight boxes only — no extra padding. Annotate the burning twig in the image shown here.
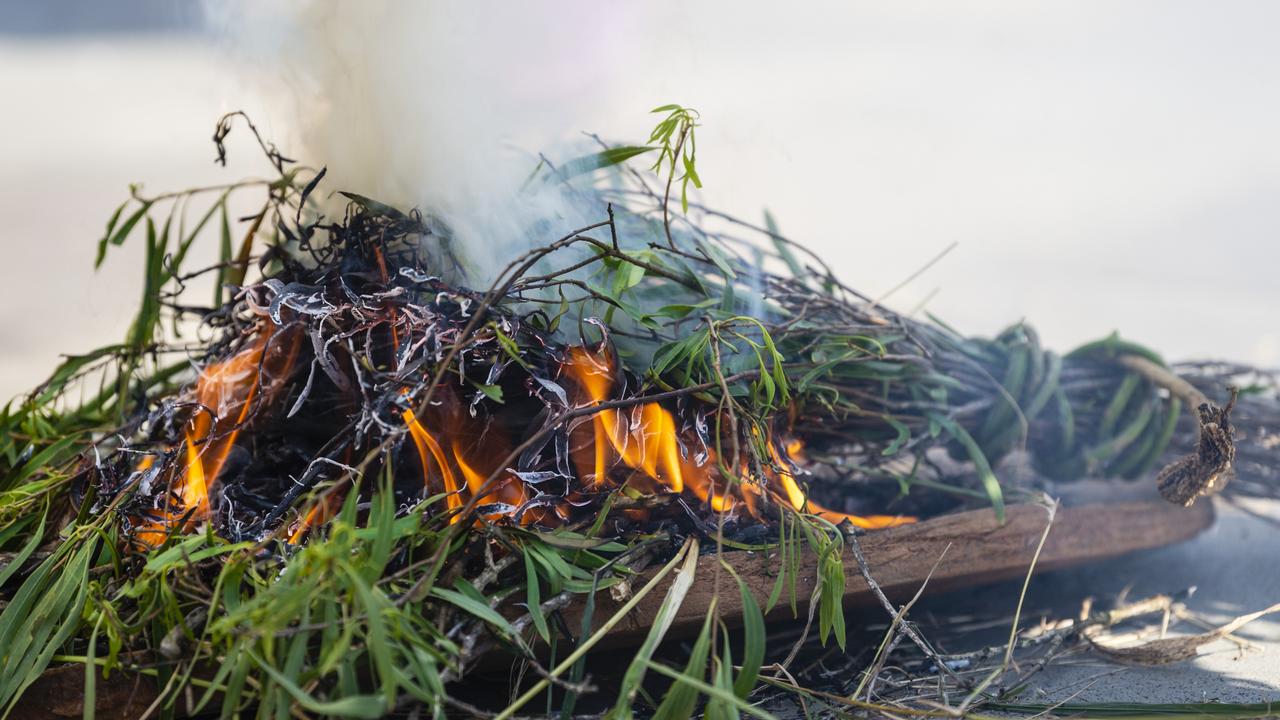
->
[0,109,1276,719]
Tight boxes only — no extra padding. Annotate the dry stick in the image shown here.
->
[869,242,958,311]
[934,592,1183,669]
[852,543,953,702]
[757,676,1006,720]
[492,537,697,720]
[661,129,688,250]
[958,498,1058,713]
[1086,600,1280,665]
[1117,354,1212,410]
[846,530,965,687]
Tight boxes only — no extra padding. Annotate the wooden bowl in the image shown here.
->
[571,492,1215,644]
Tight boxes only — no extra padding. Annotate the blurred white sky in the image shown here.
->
[3,0,1279,400]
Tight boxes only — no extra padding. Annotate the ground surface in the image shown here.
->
[925,497,1280,704]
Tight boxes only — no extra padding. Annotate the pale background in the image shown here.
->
[3,1,1279,400]
[2,0,1279,703]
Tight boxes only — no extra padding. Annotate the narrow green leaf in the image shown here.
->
[729,570,764,699]
[934,414,1005,522]
[247,650,386,719]
[646,660,778,720]
[430,587,517,638]
[882,415,911,456]
[473,383,504,403]
[524,551,550,643]
[652,608,714,720]
[610,538,700,719]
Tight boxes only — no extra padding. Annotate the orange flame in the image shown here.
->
[291,389,533,541]
[401,391,529,524]
[140,332,906,546]
[562,346,913,529]
[134,324,301,546]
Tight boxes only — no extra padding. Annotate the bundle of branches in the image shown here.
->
[0,109,1275,719]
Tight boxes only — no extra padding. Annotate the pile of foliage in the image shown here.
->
[0,108,1270,719]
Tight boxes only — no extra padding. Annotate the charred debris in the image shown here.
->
[0,110,1276,718]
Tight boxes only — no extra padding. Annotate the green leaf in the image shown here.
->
[933,414,1005,522]
[33,346,127,406]
[645,660,779,720]
[882,415,911,456]
[0,511,45,588]
[524,551,551,643]
[95,200,152,268]
[763,210,806,280]
[817,548,846,649]
[0,536,96,713]
[83,614,102,720]
[430,587,517,638]
[95,200,128,267]
[652,609,714,720]
[5,433,81,487]
[555,146,657,180]
[216,201,233,305]
[700,241,738,279]
[729,569,764,699]
[247,650,386,719]
[516,529,625,552]
[610,538,700,719]
[142,537,252,573]
[472,383,504,403]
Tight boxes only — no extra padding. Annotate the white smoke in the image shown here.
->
[203,1,641,285]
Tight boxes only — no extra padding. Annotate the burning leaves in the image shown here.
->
[128,275,909,547]
[3,111,1273,719]
[98,163,919,549]
[562,345,911,529]
[133,324,302,546]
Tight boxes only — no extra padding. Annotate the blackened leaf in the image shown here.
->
[338,192,409,223]
[297,166,327,215]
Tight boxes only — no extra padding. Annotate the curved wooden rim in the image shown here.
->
[572,498,1216,644]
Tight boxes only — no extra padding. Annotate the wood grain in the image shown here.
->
[570,498,1215,643]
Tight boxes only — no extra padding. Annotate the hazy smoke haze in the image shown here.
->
[204,1,639,283]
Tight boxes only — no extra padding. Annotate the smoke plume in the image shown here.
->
[204,1,638,284]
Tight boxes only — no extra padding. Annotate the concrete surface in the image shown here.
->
[926,497,1280,705]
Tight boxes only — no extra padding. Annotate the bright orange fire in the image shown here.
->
[401,391,530,524]
[562,346,913,529]
[134,324,301,546]
[291,392,534,540]
[136,328,907,547]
